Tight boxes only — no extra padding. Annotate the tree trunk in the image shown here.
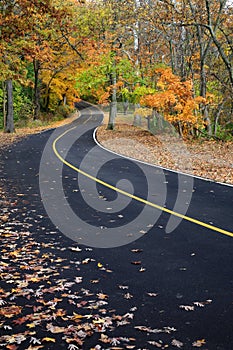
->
[107,70,117,130]
[178,121,183,138]
[63,95,67,106]
[200,59,206,98]
[169,39,175,73]
[204,106,212,136]
[33,59,41,120]
[123,100,129,115]
[108,101,117,130]
[4,79,14,133]
[2,81,7,129]
[214,103,223,136]
[214,114,220,137]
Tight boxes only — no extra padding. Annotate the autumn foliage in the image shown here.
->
[0,0,233,138]
[140,68,208,135]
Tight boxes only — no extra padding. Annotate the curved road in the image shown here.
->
[1,101,233,349]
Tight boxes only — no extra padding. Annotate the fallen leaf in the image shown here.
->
[30,337,41,345]
[171,339,184,348]
[42,337,56,343]
[70,247,82,252]
[124,293,133,299]
[26,323,36,328]
[46,323,66,333]
[97,293,108,300]
[179,305,194,311]
[193,302,205,307]
[192,339,206,347]
[131,249,143,253]
[118,285,129,290]
[148,341,163,347]
[71,313,83,320]
[75,277,83,283]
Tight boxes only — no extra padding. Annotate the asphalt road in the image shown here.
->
[1,101,233,349]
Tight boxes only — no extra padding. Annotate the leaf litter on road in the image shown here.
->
[0,198,139,348]
[0,184,214,349]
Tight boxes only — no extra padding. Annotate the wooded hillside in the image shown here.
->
[1,0,233,139]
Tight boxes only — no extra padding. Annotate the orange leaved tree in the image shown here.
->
[140,68,207,137]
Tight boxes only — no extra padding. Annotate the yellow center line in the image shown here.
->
[52,126,233,239]
[83,115,92,124]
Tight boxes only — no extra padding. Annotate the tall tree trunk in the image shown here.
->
[63,95,67,106]
[2,81,7,129]
[178,121,183,138]
[214,103,223,136]
[4,79,14,133]
[204,106,212,136]
[200,59,207,98]
[169,39,175,73]
[107,70,117,130]
[33,59,41,120]
[123,100,129,115]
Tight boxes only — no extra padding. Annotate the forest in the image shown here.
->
[0,0,233,139]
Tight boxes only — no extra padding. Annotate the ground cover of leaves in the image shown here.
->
[96,124,233,185]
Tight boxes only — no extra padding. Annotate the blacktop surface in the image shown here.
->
[0,102,233,349]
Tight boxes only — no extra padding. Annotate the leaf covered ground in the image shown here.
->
[96,124,233,185]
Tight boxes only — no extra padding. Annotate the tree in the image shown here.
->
[140,68,207,137]
[0,0,87,127]
[5,80,14,133]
